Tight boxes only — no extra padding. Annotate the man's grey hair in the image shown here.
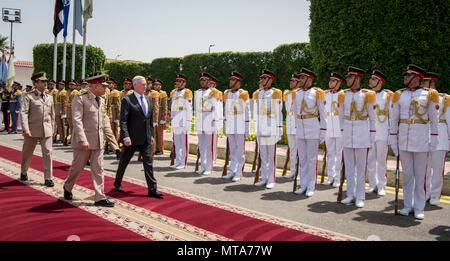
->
[132,75,146,85]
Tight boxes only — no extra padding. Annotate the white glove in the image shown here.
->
[15,111,19,114]
[160,120,165,124]
[61,114,66,119]
[390,144,399,157]
[115,120,120,123]
[153,122,158,127]
[7,110,10,113]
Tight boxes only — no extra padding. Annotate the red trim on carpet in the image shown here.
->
[0,144,331,241]
[0,174,148,241]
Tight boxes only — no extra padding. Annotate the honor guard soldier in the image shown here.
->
[389,65,439,219]
[222,71,250,181]
[194,72,221,175]
[121,78,134,100]
[20,72,55,186]
[146,77,160,129]
[154,79,168,155]
[338,66,377,208]
[101,81,121,160]
[47,79,56,93]
[65,79,79,145]
[25,85,33,93]
[293,68,326,197]
[366,70,392,196]
[322,72,345,187]
[9,82,23,134]
[253,69,283,189]
[63,74,115,207]
[108,78,121,141]
[208,75,223,163]
[283,73,301,179]
[422,72,448,206]
[55,80,68,144]
[1,84,10,132]
[170,74,193,169]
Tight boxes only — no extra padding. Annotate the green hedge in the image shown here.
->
[33,43,105,81]
[309,0,449,92]
[104,60,152,89]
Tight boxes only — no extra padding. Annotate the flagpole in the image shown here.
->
[53,36,58,81]
[62,36,67,81]
[81,21,86,80]
[71,0,77,80]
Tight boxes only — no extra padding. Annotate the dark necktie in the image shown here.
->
[95,96,100,106]
[140,95,147,117]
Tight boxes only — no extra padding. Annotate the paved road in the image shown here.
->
[2,132,449,241]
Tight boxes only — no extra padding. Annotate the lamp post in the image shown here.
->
[2,8,21,51]
[209,44,215,53]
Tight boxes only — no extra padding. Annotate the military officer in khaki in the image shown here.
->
[63,74,115,207]
[65,79,78,145]
[19,72,55,187]
[55,80,67,144]
[154,79,168,155]
[108,78,121,141]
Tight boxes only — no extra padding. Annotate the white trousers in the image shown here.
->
[198,133,216,172]
[228,134,245,177]
[400,151,427,211]
[344,148,369,200]
[259,144,277,184]
[287,134,298,176]
[325,137,343,182]
[297,139,319,191]
[367,140,388,190]
[426,150,446,199]
[174,133,188,167]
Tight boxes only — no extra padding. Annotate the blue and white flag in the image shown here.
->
[62,0,71,38]
[0,51,7,84]
[75,0,83,36]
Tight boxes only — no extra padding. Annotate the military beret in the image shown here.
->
[424,72,439,82]
[231,71,244,81]
[123,78,132,83]
[200,72,212,81]
[260,69,275,80]
[86,74,109,86]
[176,73,187,81]
[153,79,163,85]
[299,67,315,80]
[330,72,344,82]
[403,64,425,79]
[31,72,48,82]
[291,73,301,81]
[371,70,387,83]
[347,66,366,78]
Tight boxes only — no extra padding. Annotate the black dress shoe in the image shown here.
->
[86,160,90,166]
[148,191,164,199]
[44,179,54,187]
[20,173,28,181]
[113,182,124,193]
[63,186,73,200]
[94,199,115,207]
[115,149,121,160]
[155,151,163,155]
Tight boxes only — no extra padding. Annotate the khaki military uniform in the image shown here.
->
[109,89,121,140]
[55,89,67,141]
[63,90,108,202]
[102,89,120,152]
[65,89,79,141]
[155,90,168,152]
[20,90,55,180]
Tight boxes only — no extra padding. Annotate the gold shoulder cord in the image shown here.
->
[350,94,368,120]
[409,94,431,122]
[375,93,391,123]
[300,90,319,117]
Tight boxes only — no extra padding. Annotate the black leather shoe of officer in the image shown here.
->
[20,173,28,181]
[148,190,164,199]
[94,199,115,207]
[63,186,73,200]
[113,181,124,193]
[86,160,90,166]
[115,149,121,160]
[155,151,163,155]
[44,179,54,187]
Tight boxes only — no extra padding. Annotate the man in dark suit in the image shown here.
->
[114,75,164,199]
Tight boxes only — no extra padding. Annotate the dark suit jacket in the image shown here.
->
[120,93,153,145]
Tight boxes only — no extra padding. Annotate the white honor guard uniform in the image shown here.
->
[170,76,193,169]
[253,70,283,189]
[223,86,250,180]
[323,73,345,187]
[338,67,377,208]
[389,65,439,219]
[293,68,326,197]
[283,78,299,179]
[367,70,393,195]
[424,72,448,205]
[194,82,221,175]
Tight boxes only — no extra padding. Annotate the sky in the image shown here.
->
[0,0,311,63]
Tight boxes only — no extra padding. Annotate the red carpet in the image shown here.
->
[0,174,148,241]
[0,144,341,241]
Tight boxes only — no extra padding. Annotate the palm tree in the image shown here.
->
[0,35,9,54]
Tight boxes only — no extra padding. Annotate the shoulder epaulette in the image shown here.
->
[272,88,282,100]
[60,90,67,96]
[283,90,290,102]
[77,89,88,95]
[111,90,120,98]
[71,90,79,96]
[239,91,249,101]
[338,92,346,104]
[43,89,48,93]
[427,89,439,104]
[184,89,193,99]
[15,91,22,96]
[159,91,167,99]
[170,90,176,99]
[392,89,403,103]
[51,89,58,95]
[127,90,134,96]
[365,90,376,103]
[444,95,450,108]
[313,88,325,100]
[150,90,160,99]
[252,90,260,100]
[105,88,110,95]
